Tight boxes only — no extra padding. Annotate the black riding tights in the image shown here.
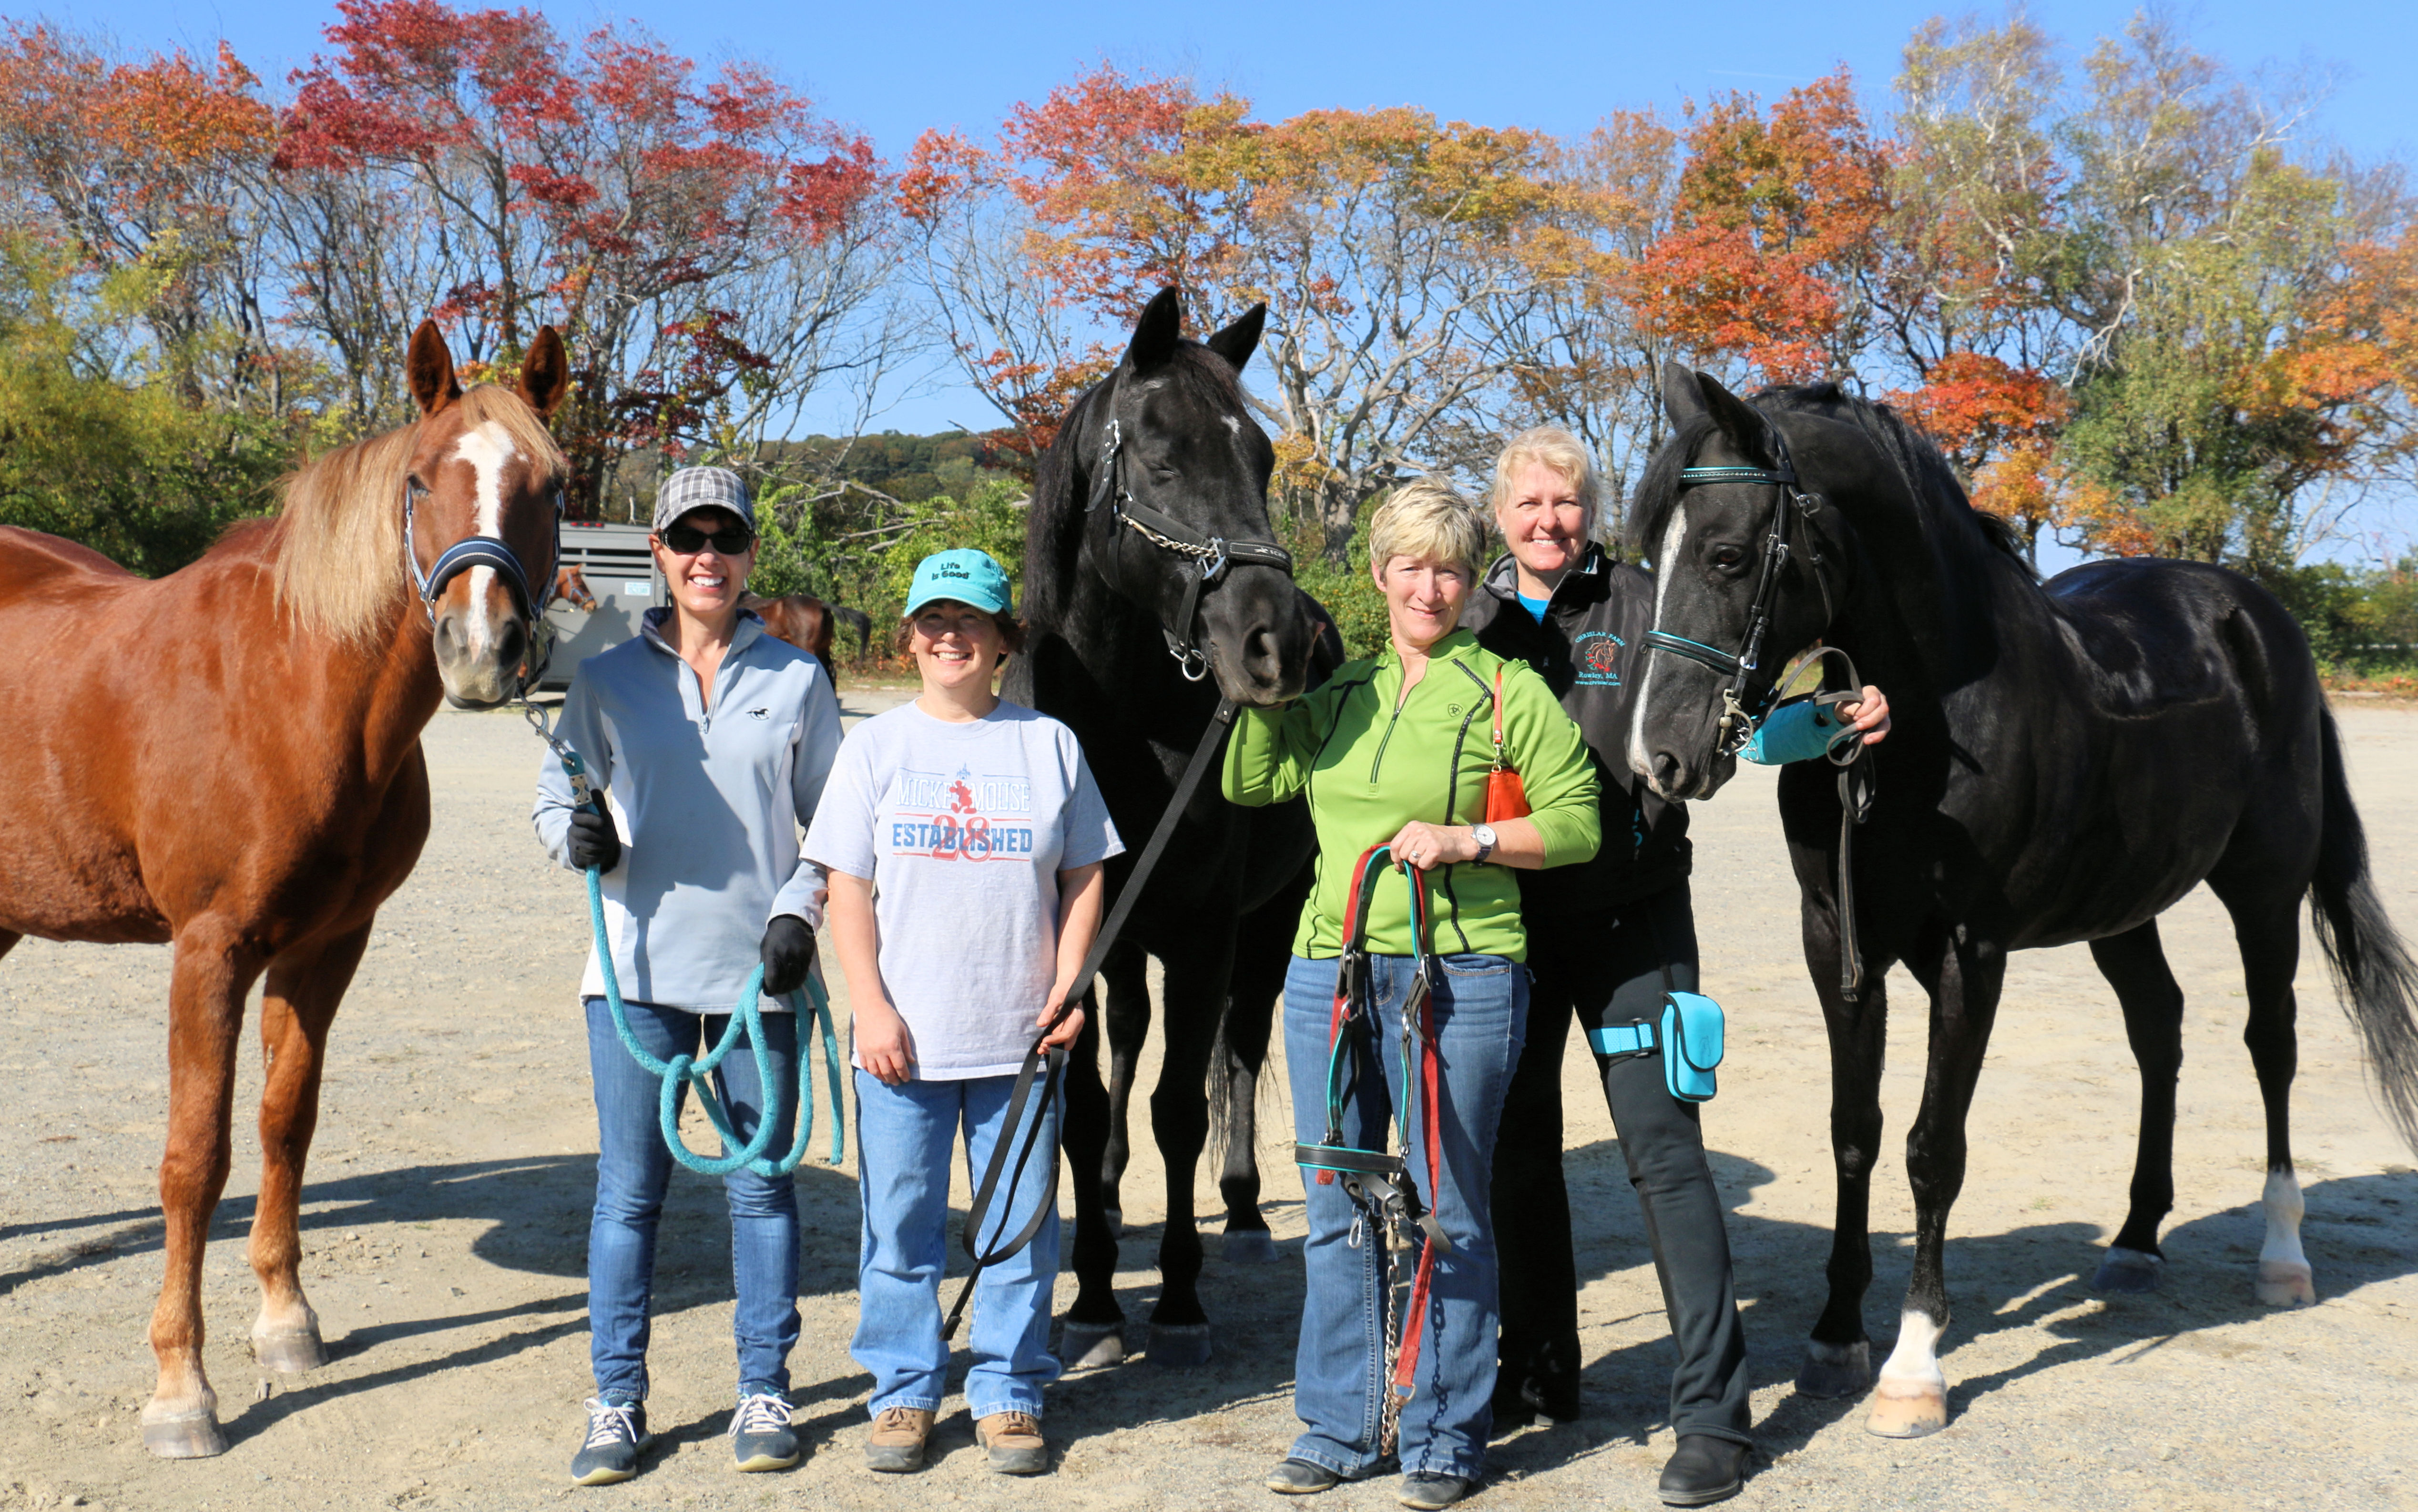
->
[1490,882,1753,1445]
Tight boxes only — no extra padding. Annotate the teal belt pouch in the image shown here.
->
[1660,991,1724,1102]
[1583,991,1726,1102]
[1740,697,1845,766]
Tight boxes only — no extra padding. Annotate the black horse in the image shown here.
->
[1006,288,1334,1366]
[1626,363,2418,1438]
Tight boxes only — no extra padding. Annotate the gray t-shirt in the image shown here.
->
[803,700,1123,1079]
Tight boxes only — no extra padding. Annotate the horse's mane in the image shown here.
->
[1024,343,1245,629]
[270,385,565,643]
[1627,380,2032,575]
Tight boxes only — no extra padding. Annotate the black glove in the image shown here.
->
[760,914,816,996]
[566,808,622,873]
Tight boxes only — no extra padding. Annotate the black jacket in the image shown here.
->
[1461,546,1690,913]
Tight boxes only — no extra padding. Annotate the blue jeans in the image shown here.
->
[852,1071,1062,1419]
[584,997,800,1404]
[1283,952,1527,1481]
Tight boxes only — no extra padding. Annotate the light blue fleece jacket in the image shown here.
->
[533,608,845,1014]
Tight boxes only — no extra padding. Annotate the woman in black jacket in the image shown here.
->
[1467,427,1889,1507]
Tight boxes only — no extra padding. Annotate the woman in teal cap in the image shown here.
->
[803,548,1122,1476]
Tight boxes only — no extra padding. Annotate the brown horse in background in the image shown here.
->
[742,590,843,686]
[0,322,569,1457]
[552,561,599,611]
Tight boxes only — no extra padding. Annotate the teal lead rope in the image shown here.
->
[530,702,845,1177]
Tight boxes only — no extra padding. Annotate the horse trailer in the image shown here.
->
[538,521,658,689]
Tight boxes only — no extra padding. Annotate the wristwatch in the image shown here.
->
[1471,823,1498,864]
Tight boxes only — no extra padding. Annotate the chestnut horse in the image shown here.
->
[553,562,600,612]
[0,322,569,1458]
[742,590,839,685]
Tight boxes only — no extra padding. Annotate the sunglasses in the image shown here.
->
[660,521,754,555]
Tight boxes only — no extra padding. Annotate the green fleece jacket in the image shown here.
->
[1223,629,1599,962]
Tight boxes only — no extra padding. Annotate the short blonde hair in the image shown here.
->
[1368,477,1487,576]
[1489,426,1602,526]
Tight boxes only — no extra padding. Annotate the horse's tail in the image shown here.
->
[2308,704,2418,1151]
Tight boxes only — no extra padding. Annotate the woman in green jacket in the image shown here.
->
[1224,478,1599,1509]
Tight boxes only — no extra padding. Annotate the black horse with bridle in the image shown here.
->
[1006,288,1337,1366]
[1627,362,2418,1438]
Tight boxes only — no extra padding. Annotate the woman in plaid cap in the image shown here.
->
[533,465,844,1485]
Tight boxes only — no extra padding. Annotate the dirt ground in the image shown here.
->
[3,694,2413,1512]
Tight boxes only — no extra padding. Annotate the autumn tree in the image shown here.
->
[277,0,892,507]
[0,26,288,406]
[1630,70,1892,385]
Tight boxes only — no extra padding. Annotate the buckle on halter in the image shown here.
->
[1201,538,1228,582]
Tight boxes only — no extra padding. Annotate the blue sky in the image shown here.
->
[57,0,2418,560]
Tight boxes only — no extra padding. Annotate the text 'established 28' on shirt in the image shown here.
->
[802,700,1123,1080]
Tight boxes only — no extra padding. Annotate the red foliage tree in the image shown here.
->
[278,0,884,509]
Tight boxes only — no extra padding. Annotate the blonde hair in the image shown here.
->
[1367,477,1487,576]
[1489,426,1602,528]
[272,385,566,643]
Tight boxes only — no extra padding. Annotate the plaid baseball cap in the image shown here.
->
[652,466,755,533]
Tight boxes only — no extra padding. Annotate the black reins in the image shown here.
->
[1640,420,1873,1002]
[1086,411,1296,680]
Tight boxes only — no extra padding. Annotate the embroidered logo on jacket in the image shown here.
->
[1573,630,1626,686]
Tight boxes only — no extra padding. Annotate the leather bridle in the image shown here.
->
[1640,421,1841,757]
[1640,419,1874,1003]
[1086,410,1295,681]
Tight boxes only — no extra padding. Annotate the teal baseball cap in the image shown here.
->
[904,548,1014,617]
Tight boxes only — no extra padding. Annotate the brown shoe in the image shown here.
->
[864,1407,934,1473]
[974,1411,1049,1474]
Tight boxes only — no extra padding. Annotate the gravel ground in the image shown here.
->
[1,694,2412,1512]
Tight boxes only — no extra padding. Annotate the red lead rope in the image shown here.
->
[1391,977,1446,1404]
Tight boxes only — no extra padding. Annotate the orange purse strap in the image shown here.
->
[1491,667,1508,763]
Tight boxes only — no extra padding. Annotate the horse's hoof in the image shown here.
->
[1146,1323,1213,1368]
[1100,1208,1124,1240]
[1061,1322,1125,1371]
[141,1409,228,1459]
[2255,1259,2315,1307]
[1796,1339,1872,1399]
[1222,1229,1280,1265]
[2091,1246,2165,1294]
[252,1327,327,1373]
[1865,1383,1949,1439]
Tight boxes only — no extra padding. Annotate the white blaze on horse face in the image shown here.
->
[1628,503,1689,791]
[2256,1167,2316,1305]
[450,422,520,657]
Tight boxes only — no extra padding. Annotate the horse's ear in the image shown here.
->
[1206,302,1265,373]
[1663,363,1769,458]
[407,320,462,417]
[517,325,570,418]
[1660,361,1709,429]
[1128,286,1183,372]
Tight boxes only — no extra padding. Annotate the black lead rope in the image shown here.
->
[940,697,1240,1341]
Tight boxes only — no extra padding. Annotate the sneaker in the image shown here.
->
[865,1406,934,1473]
[974,1411,1050,1475]
[731,1391,802,1472]
[571,1398,651,1486]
